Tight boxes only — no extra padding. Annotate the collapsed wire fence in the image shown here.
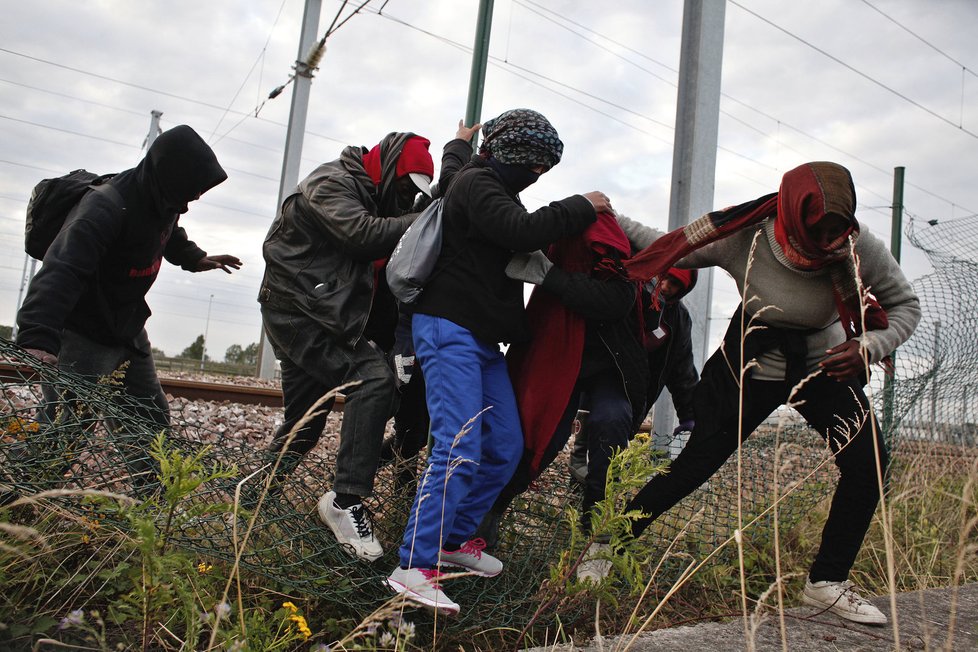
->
[0,214,975,636]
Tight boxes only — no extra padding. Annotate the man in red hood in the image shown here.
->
[258,122,478,562]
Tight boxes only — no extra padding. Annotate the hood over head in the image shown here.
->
[141,125,227,215]
[361,132,433,216]
[775,161,858,269]
[663,267,697,300]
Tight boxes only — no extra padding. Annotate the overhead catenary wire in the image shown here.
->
[728,0,978,140]
[208,0,291,143]
[4,7,970,216]
[505,0,977,215]
[212,0,372,146]
[859,0,977,77]
[370,6,970,213]
[1,6,974,226]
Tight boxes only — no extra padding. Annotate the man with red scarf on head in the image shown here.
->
[611,161,920,625]
[258,122,478,562]
[474,211,649,582]
[568,265,699,485]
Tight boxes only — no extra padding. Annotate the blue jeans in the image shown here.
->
[398,314,523,569]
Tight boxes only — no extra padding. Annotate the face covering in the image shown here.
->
[486,157,541,194]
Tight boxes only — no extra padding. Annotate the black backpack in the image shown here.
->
[25,169,121,260]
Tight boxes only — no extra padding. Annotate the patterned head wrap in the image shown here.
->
[478,108,564,169]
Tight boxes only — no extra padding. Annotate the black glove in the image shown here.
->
[673,419,695,435]
[505,250,553,285]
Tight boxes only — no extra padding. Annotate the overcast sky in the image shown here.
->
[1,0,975,360]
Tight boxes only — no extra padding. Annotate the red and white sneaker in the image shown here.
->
[439,538,503,577]
[387,567,460,614]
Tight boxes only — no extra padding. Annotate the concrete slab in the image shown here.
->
[527,583,978,651]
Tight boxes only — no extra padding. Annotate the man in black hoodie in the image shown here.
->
[16,124,240,435]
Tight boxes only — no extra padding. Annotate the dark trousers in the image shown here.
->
[495,368,634,527]
[627,358,888,582]
[262,307,398,498]
[43,328,170,430]
[379,370,430,490]
[37,328,168,487]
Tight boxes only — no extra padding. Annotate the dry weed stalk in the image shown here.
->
[944,456,978,652]
[399,406,487,644]
[207,380,359,651]
[849,238,901,648]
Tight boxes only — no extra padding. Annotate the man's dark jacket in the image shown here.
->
[540,261,650,428]
[643,288,698,423]
[16,125,226,355]
[259,137,472,347]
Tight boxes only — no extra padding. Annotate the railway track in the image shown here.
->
[0,361,347,410]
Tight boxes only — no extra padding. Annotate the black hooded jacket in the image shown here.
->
[414,157,596,345]
[16,125,227,355]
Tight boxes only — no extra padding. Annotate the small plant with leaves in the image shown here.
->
[516,433,670,644]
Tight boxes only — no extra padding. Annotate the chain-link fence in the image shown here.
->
[1,214,973,636]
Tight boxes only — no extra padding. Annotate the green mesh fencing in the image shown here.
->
[887,214,978,447]
[1,214,973,638]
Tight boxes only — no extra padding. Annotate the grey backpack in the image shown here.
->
[386,197,444,305]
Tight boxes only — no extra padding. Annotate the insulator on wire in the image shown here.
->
[304,40,326,70]
[268,84,286,100]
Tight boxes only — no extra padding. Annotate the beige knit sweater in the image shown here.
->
[618,214,921,382]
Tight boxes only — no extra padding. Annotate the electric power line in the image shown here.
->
[728,0,978,140]
[859,0,977,77]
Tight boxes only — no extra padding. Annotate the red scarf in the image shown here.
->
[507,212,635,476]
[623,162,889,342]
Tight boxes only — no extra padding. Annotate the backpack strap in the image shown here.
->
[91,182,125,212]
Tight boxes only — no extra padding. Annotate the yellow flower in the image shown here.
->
[288,614,311,640]
[281,601,298,613]
[196,562,213,574]
[80,534,90,545]
[3,417,39,438]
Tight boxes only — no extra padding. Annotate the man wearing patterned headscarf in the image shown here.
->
[258,121,479,562]
[608,161,921,624]
[385,108,615,615]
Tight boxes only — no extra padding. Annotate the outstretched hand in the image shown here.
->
[195,255,242,274]
[819,339,866,380]
[456,119,481,143]
[24,348,58,366]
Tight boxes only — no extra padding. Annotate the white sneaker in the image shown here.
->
[439,538,503,577]
[317,491,383,562]
[387,567,460,615]
[576,542,612,584]
[802,579,887,625]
